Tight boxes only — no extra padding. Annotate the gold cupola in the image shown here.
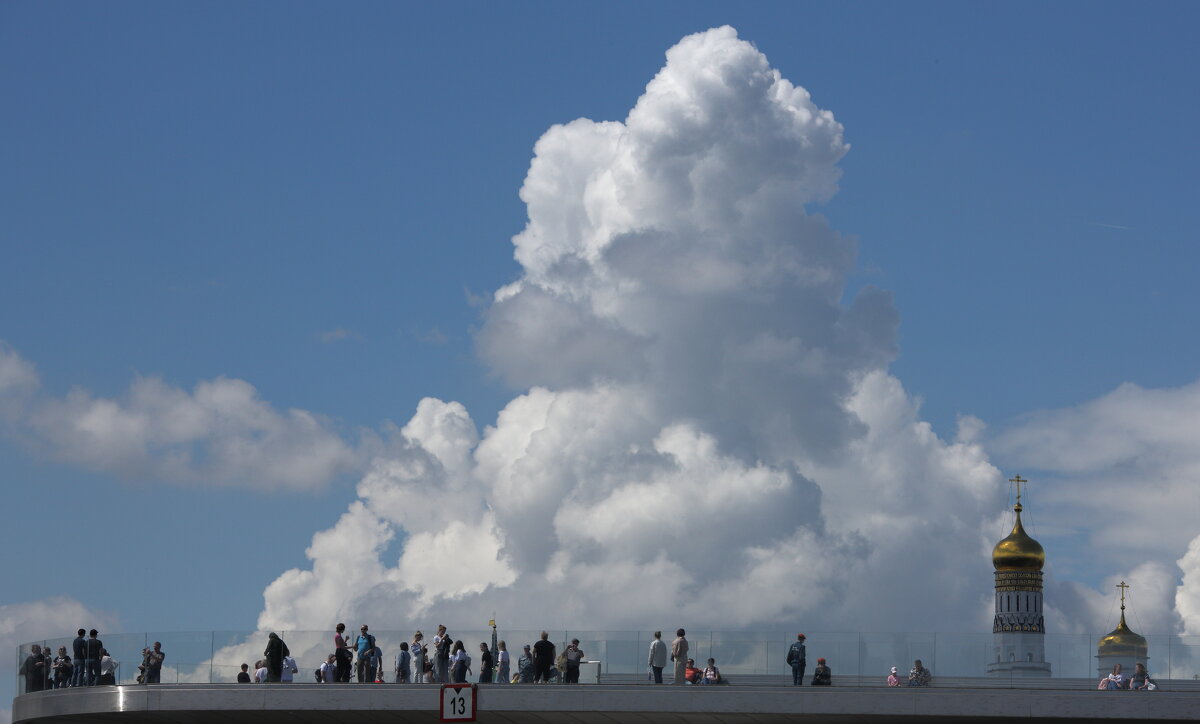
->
[992,501,1045,571]
[1098,582,1148,658]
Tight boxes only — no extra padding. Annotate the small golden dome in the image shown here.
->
[1098,611,1148,657]
[992,504,1045,571]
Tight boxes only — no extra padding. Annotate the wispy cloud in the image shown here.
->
[316,328,364,344]
[1089,221,1131,231]
[418,327,449,345]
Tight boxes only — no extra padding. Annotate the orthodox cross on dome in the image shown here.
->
[1117,581,1130,611]
[1009,475,1028,508]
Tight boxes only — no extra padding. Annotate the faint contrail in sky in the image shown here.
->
[1089,221,1131,231]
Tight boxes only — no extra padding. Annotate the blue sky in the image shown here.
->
[3,0,1199,687]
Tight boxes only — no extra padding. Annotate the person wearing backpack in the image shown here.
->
[786,633,806,685]
[355,625,376,683]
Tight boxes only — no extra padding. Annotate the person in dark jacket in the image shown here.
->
[478,642,494,683]
[71,630,87,687]
[532,632,555,683]
[84,630,103,686]
[20,645,45,693]
[812,657,831,685]
[52,646,73,689]
[786,633,806,685]
[264,632,290,683]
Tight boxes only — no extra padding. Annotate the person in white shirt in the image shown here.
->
[281,654,298,683]
[647,631,667,684]
[319,654,336,683]
[98,649,119,685]
[496,641,510,684]
[254,660,269,683]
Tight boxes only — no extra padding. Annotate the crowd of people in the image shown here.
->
[19,629,119,693]
[21,626,1161,692]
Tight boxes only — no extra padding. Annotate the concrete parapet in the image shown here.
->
[13,682,1200,723]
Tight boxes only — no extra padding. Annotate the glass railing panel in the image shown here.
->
[933,632,988,677]
[711,630,779,675]
[563,630,637,676]
[1166,635,1200,680]
[141,631,213,683]
[19,629,1200,690]
[859,632,930,681]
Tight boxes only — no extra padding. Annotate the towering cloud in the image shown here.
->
[255,27,1009,634]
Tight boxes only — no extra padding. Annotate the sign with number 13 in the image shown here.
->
[440,683,477,722]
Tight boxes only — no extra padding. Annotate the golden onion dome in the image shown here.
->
[991,504,1045,571]
[1098,611,1148,657]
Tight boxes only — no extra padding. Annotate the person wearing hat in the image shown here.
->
[887,666,901,686]
[786,633,806,685]
[517,644,535,683]
[812,657,831,686]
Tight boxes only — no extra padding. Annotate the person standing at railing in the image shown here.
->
[333,623,352,682]
[85,629,104,686]
[146,641,165,684]
[886,666,901,687]
[99,649,118,685]
[518,645,535,683]
[354,625,376,682]
[51,646,72,689]
[564,639,584,683]
[264,632,289,683]
[496,640,510,684]
[479,642,494,683]
[786,633,806,686]
[671,629,688,685]
[434,625,451,683]
[237,663,251,683]
[71,629,87,687]
[533,631,555,684]
[396,642,411,683]
[648,631,667,684]
[410,631,425,682]
[20,644,45,693]
[282,652,298,683]
[907,659,931,687]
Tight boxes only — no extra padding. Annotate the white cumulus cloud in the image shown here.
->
[1,597,117,724]
[0,345,366,490]
[254,27,1020,638]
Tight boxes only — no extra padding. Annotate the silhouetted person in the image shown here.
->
[264,632,290,683]
[532,632,555,683]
